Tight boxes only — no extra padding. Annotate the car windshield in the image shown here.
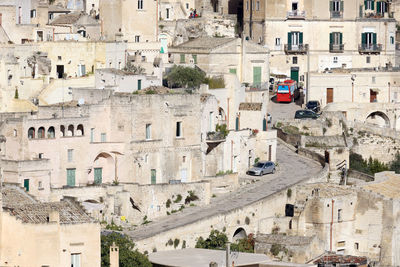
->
[254,162,264,168]
[307,101,318,107]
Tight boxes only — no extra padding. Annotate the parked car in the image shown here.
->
[246,161,276,176]
[294,110,320,119]
[305,100,321,113]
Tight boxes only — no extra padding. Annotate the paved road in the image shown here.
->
[268,95,303,125]
[125,143,322,242]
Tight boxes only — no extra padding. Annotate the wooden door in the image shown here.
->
[290,69,299,83]
[67,169,76,186]
[327,88,334,104]
[370,89,377,102]
[94,168,102,184]
[24,179,29,192]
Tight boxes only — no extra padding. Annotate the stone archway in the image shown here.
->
[232,227,247,242]
[93,152,115,184]
[366,111,390,128]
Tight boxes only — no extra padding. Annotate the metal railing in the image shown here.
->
[358,44,382,53]
[329,43,344,52]
[284,44,308,54]
[330,11,342,18]
[287,10,306,19]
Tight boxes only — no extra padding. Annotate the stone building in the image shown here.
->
[169,37,269,86]
[273,172,400,265]
[243,0,396,96]
[0,185,100,266]
[99,0,158,42]
[0,91,203,194]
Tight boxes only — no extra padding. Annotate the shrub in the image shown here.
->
[205,76,225,89]
[185,191,199,204]
[174,194,182,203]
[287,188,292,198]
[166,65,205,88]
[166,199,171,208]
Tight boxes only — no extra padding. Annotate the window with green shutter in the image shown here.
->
[180,54,185,63]
[229,68,237,74]
[192,54,197,64]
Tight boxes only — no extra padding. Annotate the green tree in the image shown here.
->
[166,65,205,88]
[101,232,151,267]
[231,234,255,253]
[195,229,228,250]
[390,153,400,173]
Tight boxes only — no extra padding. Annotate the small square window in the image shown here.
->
[333,56,338,64]
[275,38,280,46]
[355,242,359,250]
[146,124,151,140]
[135,35,140,42]
[58,56,62,60]
[366,56,371,64]
[38,181,42,189]
[390,36,394,45]
[67,149,73,162]
[186,3,189,9]
[101,133,106,142]
[292,56,298,64]
[39,153,44,159]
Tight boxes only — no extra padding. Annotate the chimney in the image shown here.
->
[48,210,60,223]
[110,242,119,267]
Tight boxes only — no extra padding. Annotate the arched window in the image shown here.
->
[38,127,45,139]
[28,127,35,139]
[47,126,55,138]
[77,124,84,136]
[60,125,65,137]
[67,125,74,136]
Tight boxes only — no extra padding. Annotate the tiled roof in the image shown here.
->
[239,102,262,111]
[2,186,95,224]
[314,255,368,265]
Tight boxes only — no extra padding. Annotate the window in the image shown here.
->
[365,0,374,10]
[292,2,298,11]
[366,56,371,63]
[71,253,81,267]
[38,127,45,139]
[372,76,376,84]
[176,122,182,137]
[288,32,303,46]
[66,169,76,187]
[180,54,185,63]
[38,153,44,159]
[333,56,338,63]
[36,31,43,42]
[338,209,342,222]
[90,128,94,142]
[138,79,142,90]
[146,124,151,140]
[68,149,73,162]
[390,36,394,45]
[58,56,62,60]
[229,68,237,74]
[30,9,36,18]
[13,129,17,137]
[361,32,377,49]
[101,133,106,142]
[192,54,197,64]
[246,1,249,10]
[256,1,260,10]
[355,242,359,250]
[186,3,189,9]
[135,35,140,42]
[275,38,280,46]
[138,0,143,9]
[377,1,387,14]
[77,125,84,136]
[48,126,55,138]
[166,8,170,19]
[151,169,156,184]
[38,181,43,189]
[252,0,255,10]
[49,13,54,20]
[292,56,298,64]
[331,0,340,12]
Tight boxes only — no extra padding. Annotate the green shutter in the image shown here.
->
[329,33,333,44]
[384,2,388,12]
[299,32,303,45]
[373,33,377,44]
[253,66,261,86]
[377,1,381,13]
[339,32,343,44]
[362,33,366,45]
[371,0,375,10]
[263,118,267,131]
[330,1,333,11]
[67,169,76,187]
[229,68,237,74]
[151,169,156,184]
[138,79,142,90]
[360,5,363,17]
[192,54,197,64]
[180,54,185,63]
[235,117,239,131]
[340,1,344,12]
[94,168,102,184]
[288,32,292,46]
[364,0,367,8]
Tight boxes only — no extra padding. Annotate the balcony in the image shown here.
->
[284,44,308,55]
[358,44,382,54]
[330,11,343,18]
[287,10,306,19]
[329,43,344,53]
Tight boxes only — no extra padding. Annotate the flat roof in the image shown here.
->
[149,248,270,267]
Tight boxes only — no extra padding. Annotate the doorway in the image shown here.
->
[290,67,299,83]
[268,145,272,161]
[94,168,102,184]
[57,65,64,79]
[327,88,334,104]
[24,179,29,192]
[180,168,187,182]
[370,89,377,102]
